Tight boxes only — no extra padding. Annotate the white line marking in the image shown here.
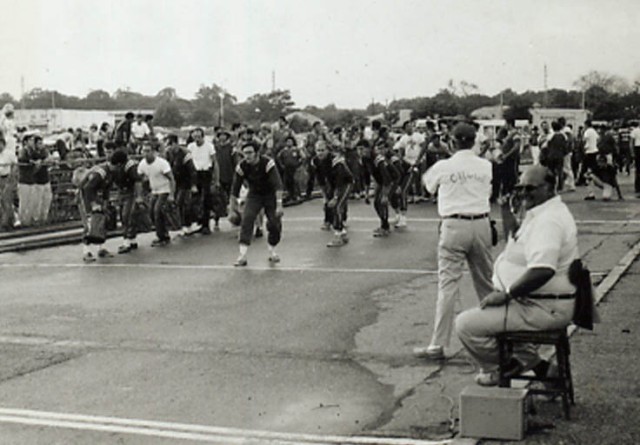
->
[0,262,436,275]
[0,407,451,445]
[284,216,640,225]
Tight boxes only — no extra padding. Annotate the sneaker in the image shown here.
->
[254,227,263,238]
[395,216,407,228]
[82,252,96,263]
[413,345,445,360]
[584,194,596,201]
[151,238,170,247]
[118,245,133,254]
[200,226,212,235]
[268,253,280,264]
[320,222,332,231]
[340,231,349,244]
[373,227,390,238]
[130,242,138,250]
[364,197,371,205]
[97,248,113,258]
[475,371,500,387]
[234,257,248,267]
[327,236,346,247]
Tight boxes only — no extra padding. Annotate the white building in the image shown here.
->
[13,109,154,133]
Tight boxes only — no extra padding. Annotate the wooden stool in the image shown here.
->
[497,329,574,419]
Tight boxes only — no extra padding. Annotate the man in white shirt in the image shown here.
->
[630,121,640,195]
[0,136,17,229]
[456,165,578,386]
[131,114,151,141]
[414,123,494,360]
[581,120,600,200]
[394,121,426,212]
[187,127,220,234]
[137,142,176,246]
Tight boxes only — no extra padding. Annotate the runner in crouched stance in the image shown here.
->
[313,140,354,247]
[230,141,284,266]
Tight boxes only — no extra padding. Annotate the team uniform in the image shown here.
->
[387,152,411,228]
[316,153,354,247]
[166,145,198,234]
[364,152,392,236]
[231,156,283,251]
[311,154,335,230]
[112,159,142,252]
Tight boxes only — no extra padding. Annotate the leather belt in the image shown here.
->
[528,294,575,300]
[443,213,489,220]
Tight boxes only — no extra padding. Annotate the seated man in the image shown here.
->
[455,165,578,386]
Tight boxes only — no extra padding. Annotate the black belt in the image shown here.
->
[528,294,575,300]
[444,213,489,220]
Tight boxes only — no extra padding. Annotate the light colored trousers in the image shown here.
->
[18,183,52,226]
[429,217,494,349]
[563,154,575,190]
[455,298,574,373]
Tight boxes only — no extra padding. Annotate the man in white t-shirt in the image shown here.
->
[187,128,220,234]
[131,114,151,147]
[581,120,600,200]
[137,142,176,246]
[630,121,640,195]
[394,121,426,210]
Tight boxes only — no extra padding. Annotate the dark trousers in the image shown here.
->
[374,184,389,230]
[283,167,299,201]
[329,185,351,232]
[391,174,411,212]
[195,170,213,228]
[175,188,193,228]
[150,193,170,241]
[305,162,316,198]
[240,194,281,246]
[119,194,137,240]
[635,147,640,193]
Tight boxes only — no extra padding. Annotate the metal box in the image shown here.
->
[459,386,529,440]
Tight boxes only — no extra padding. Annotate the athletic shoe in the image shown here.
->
[327,236,346,247]
[200,226,212,235]
[413,345,445,360]
[151,238,170,247]
[130,243,138,250]
[584,194,596,201]
[97,248,113,258]
[373,227,390,238]
[234,257,248,267]
[82,252,96,263]
[254,227,263,238]
[268,254,280,263]
[474,371,499,386]
[395,215,407,228]
[320,222,332,231]
[118,245,133,254]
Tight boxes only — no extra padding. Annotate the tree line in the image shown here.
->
[4,70,640,130]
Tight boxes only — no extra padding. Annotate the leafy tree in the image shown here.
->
[83,89,115,109]
[244,89,294,122]
[190,107,215,126]
[154,101,184,127]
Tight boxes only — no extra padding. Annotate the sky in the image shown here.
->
[1,0,640,109]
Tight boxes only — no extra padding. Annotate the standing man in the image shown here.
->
[137,142,176,247]
[131,114,151,150]
[113,152,143,253]
[582,120,600,200]
[0,136,17,230]
[415,123,494,359]
[304,122,327,200]
[165,134,198,236]
[114,112,134,150]
[394,121,426,205]
[0,103,18,156]
[230,141,283,266]
[188,127,219,234]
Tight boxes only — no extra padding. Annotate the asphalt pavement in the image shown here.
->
[0,173,638,445]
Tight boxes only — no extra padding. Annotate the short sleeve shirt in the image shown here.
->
[137,157,172,194]
[583,127,599,154]
[492,196,578,295]
[422,150,492,217]
[188,141,216,171]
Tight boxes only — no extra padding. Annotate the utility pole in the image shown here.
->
[272,70,276,92]
[543,64,548,107]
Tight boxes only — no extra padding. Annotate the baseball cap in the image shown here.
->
[452,123,476,141]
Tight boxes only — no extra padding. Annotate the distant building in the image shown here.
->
[470,105,509,120]
[529,108,590,134]
[13,109,154,133]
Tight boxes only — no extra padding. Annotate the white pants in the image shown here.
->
[17,183,38,227]
[563,154,575,190]
[429,217,494,349]
[455,298,575,373]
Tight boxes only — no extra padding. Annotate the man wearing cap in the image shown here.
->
[455,165,578,386]
[415,122,494,360]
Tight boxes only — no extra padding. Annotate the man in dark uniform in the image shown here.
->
[310,140,334,231]
[276,136,303,203]
[77,150,128,262]
[314,140,354,247]
[165,134,198,236]
[304,122,327,199]
[230,141,284,266]
[114,112,134,151]
[360,138,392,237]
[112,150,144,253]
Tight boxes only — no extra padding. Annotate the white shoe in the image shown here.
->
[395,215,407,228]
[474,371,499,386]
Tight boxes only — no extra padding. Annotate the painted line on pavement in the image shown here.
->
[284,216,640,225]
[0,407,450,445]
[0,262,437,275]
